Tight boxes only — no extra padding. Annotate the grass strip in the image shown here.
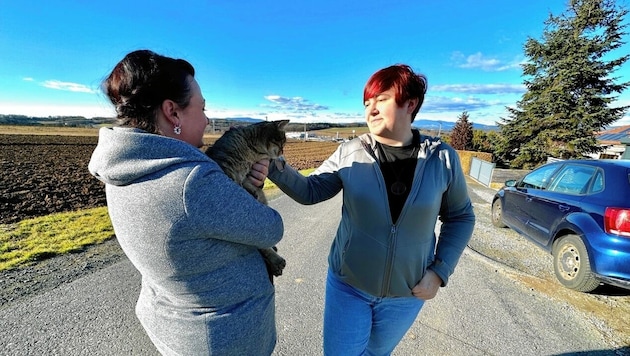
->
[0,207,114,272]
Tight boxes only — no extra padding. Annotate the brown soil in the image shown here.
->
[0,134,106,225]
[0,134,338,225]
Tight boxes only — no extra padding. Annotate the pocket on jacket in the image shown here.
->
[339,232,388,293]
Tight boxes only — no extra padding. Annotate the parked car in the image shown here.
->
[491,159,630,292]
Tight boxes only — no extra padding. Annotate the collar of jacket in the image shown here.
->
[358,130,442,161]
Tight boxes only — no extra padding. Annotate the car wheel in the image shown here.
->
[491,199,507,228]
[552,234,600,292]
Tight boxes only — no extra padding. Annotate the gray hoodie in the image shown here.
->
[88,127,284,355]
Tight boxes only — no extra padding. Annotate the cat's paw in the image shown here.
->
[260,247,286,276]
[269,255,286,276]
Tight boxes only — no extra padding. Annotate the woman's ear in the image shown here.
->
[160,99,179,126]
[407,98,419,114]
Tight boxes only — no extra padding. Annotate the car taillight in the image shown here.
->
[604,208,630,237]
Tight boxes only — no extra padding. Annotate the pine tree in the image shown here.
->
[450,111,474,150]
[471,129,500,153]
[496,0,630,169]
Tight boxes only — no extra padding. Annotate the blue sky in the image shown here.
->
[1,1,629,126]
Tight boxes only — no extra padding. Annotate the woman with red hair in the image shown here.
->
[261,64,475,355]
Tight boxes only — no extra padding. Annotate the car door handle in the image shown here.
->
[558,205,570,212]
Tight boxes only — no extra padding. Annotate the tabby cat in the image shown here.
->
[205,120,289,280]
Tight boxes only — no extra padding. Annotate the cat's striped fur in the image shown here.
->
[206,120,289,280]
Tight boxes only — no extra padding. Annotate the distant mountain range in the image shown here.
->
[1,114,501,132]
[412,119,498,131]
[208,117,261,123]
[210,117,500,132]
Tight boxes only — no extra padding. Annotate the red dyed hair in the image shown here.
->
[363,64,428,121]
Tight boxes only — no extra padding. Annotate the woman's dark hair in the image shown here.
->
[103,49,195,134]
[363,64,428,122]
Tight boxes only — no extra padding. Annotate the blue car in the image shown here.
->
[491,159,630,292]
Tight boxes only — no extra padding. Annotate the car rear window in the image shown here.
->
[547,165,596,195]
[592,170,604,193]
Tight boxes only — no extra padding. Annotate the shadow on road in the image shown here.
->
[591,284,630,297]
[552,346,630,356]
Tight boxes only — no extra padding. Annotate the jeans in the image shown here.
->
[323,269,425,356]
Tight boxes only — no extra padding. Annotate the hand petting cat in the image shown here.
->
[248,159,270,188]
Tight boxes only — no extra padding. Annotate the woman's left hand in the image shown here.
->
[411,270,442,300]
[248,159,270,188]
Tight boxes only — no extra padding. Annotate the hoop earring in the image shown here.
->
[174,124,181,135]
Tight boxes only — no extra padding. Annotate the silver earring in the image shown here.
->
[174,125,181,135]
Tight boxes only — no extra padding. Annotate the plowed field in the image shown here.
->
[0,134,339,225]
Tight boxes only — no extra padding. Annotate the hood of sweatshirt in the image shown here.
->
[88,127,211,186]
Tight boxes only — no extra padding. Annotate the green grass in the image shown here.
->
[262,168,315,189]
[0,207,114,272]
[0,169,316,273]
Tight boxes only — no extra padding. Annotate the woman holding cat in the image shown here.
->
[88,49,284,355]
[260,64,475,355]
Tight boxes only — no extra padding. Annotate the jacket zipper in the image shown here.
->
[362,137,405,297]
[382,224,397,296]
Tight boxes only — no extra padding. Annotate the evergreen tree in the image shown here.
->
[450,111,474,150]
[471,129,500,154]
[496,0,630,169]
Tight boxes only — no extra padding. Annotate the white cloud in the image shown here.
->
[0,102,114,118]
[422,95,500,113]
[262,95,329,113]
[613,99,630,126]
[615,116,630,126]
[431,83,526,95]
[452,52,522,72]
[41,80,98,94]
[204,106,363,124]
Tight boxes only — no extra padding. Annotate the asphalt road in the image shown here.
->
[0,182,624,355]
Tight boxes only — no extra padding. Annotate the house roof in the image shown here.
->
[597,125,630,144]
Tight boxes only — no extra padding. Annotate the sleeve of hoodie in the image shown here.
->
[428,145,476,286]
[183,163,284,249]
[267,145,344,205]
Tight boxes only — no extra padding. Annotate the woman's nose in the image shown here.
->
[367,103,378,114]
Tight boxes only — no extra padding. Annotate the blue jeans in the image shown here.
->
[323,270,425,356]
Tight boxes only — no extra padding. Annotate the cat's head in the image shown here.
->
[255,120,289,158]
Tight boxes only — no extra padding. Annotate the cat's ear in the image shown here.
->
[276,120,289,130]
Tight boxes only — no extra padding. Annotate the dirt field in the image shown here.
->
[0,133,339,225]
